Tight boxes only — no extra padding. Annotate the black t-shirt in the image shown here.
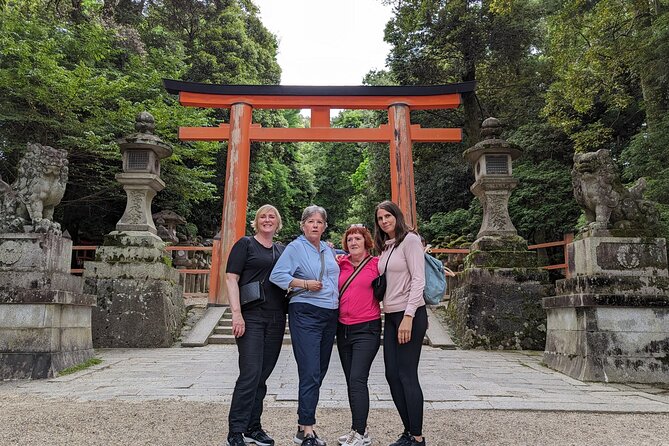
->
[226,236,286,313]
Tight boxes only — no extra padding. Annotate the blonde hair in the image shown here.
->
[251,204,283,234]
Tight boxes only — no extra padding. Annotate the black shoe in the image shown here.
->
[227,433,246,446]
[302,434,321,446]
[244,428,274,446]
[388,432,411,446]
[294,429,326,446]
[408,437,425,446]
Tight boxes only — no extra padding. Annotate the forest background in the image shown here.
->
[1,0,668,254]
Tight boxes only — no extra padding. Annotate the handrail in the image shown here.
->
[72,234,574,278]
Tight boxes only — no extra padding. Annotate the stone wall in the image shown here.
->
[0,233,95,379]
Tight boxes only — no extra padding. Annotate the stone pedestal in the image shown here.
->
[84,231,184,348]
[0,233,95,379]
[449,237,552,349]
[543,235,669,383]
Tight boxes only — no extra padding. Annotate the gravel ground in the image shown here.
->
[1,395,668,446]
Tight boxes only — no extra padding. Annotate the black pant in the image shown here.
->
[228,309,286,434]
[337,319,381,435]
[383,305,427,437]
[289,302,338,426]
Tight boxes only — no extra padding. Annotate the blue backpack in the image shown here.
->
[423,253,447,305]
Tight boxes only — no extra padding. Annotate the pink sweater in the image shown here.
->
[338,255,381,325]
[377,232,425,316]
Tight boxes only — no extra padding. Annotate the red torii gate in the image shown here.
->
[163,79,475,305]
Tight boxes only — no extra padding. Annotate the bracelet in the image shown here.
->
[304,279,308,290]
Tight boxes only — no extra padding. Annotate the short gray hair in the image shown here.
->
[300,205,327,227]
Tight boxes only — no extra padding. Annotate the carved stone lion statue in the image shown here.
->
[572,149,659,231]
[0,143,69,234]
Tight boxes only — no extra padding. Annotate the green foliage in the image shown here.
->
[57,357,102,376]
[509,159,581,241]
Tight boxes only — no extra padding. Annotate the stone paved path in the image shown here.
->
[1,345,667,413]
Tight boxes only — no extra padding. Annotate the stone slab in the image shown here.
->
[544,302,669,383]
[556,275,669,297]
[83,261,180,282]
[0,289,96,306]
[181,306,227,347]
[0,271,84,294]
[568,236,668,278]
[86,277,184,348]
[0,233,72,273]
[449,267,551,349]
[425,306,456,349]
[0,349,94,379]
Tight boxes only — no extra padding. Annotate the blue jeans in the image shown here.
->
[228,309,286,434]
[289,302,338,426]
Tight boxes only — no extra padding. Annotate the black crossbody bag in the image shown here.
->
[372,245,395,302]
[239,243,276,307]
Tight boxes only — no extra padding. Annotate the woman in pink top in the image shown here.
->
[336,225,380,446]
[374,201,426,446]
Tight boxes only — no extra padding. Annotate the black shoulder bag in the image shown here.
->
[372,245,395,302]
[239,243,276,307]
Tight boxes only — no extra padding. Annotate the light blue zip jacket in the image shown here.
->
[269,235,339,309]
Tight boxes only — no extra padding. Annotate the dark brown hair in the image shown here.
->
[342,226,374,252]
[373,200,412,252]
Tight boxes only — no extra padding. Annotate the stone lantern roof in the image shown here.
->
[463,117,521,165]
[118,111,172,160]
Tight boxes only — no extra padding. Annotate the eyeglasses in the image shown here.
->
[349,224,365,228]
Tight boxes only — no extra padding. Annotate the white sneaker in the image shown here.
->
[337,430,371,446]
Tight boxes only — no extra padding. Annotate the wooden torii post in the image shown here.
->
[163,80,476,305]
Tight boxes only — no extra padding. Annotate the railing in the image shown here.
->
[71,245,214,302]
[428,233,574,276]
[71,233,575,302]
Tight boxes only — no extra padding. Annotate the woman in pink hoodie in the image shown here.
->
[374,201,426,446]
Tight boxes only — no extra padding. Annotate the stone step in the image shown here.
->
[214,325,290,336]
[209,333,292,345]
[202,306,452,348]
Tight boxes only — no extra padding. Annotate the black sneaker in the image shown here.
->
[302,434,321,446]
[294,429,326,446]
[388,432,411,446]
[227,433,245,446]
[408,437,425,446]
[244,428,274,446]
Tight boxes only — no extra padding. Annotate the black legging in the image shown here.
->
[336,318,382,435]
[383,305,428,437]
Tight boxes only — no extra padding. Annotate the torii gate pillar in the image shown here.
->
[213,103,252,304]
[389,104,417,227]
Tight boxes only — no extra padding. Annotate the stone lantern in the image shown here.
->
[115,112,172,234]
[463,117,522,245]
[83,112,184,348]
[448,117,550,351]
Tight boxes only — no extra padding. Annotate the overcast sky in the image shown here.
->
[252,0,394,86]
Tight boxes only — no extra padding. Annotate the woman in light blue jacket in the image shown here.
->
[270,205,339,446]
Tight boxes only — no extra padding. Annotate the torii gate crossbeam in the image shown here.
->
[163,79,476,305]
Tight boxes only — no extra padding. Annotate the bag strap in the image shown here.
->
[260,244,276,285]
[318,249,325,281]
[381,245,396,274]
[338,255,372,298]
